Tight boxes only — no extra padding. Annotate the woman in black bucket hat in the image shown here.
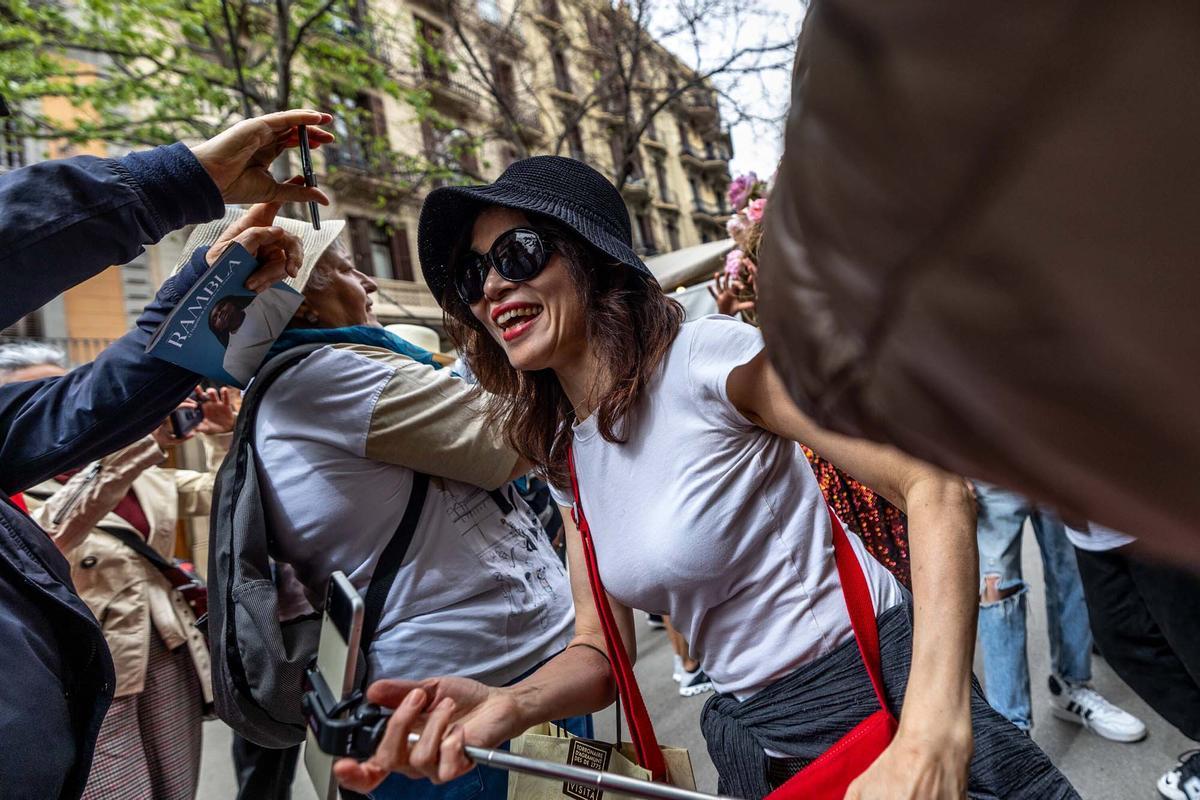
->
[336,157,1076,800]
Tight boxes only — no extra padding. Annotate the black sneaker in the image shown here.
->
[1158,750,1200,800]
[645,613,666,630]
[678,666,714,697]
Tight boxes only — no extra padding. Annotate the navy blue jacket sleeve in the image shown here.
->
[0,249,217,494]
[0,142,223,328]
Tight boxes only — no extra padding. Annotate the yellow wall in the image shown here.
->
[42,66,131,346]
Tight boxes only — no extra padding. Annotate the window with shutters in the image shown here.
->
[654,159,672,203]
[493,60,516,107]
[1,117,27,173]
[347,216,414,281]
[415,17,448,80]
[665,219,680,251]
[328,91,386,171]
[636,213,656,255]
[551,47,572,93]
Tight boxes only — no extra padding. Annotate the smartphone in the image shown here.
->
[168,392,207,438]
[305,571,365,800]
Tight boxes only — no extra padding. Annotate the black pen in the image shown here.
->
[298,125,321,230]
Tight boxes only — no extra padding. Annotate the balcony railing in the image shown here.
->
[704,143,731,162]
[424,74,486,112]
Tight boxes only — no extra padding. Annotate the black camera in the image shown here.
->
[302,666,392,760]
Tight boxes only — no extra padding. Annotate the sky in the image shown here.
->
[653,0,808,179]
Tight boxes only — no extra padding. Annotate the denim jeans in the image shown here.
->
[368,713,593,800]
[975,483,1092,730]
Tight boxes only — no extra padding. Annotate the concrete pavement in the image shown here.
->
[198,527,1188,798]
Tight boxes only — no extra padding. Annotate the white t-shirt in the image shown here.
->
[255,343,574,685]
[1064,523,1136,552]
[565,316,904,700]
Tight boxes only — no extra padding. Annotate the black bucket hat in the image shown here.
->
[418,156,655,309]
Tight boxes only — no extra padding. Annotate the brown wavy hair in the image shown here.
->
[441,214,685,487]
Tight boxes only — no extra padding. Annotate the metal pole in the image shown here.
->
[407,734,742,800]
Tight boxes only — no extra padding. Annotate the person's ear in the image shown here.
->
[294,300,320,325]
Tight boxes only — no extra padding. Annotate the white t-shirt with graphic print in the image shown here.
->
[255,343,573,686]
[563,316,904,700]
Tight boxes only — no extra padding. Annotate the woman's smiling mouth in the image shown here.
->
[492,302,544,341]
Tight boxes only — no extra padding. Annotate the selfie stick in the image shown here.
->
[406,733,741,800]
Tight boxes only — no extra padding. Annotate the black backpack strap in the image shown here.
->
[360,472,430,656]
[234,344,328,440]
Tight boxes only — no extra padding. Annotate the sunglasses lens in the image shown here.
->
[495,230,547,282]
[456,254,486,305]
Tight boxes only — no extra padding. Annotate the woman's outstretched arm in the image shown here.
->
[728,350,977,800]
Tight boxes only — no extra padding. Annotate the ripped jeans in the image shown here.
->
[975,483,1092,730]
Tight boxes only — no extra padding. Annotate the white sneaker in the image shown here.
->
[678,666,714,697]
[672,654,684,683]
[1158,750,1200,800]
[1047,674,1147,743]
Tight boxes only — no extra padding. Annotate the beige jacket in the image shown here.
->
[26,433,230,701]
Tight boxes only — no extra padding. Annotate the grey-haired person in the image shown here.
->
[192,205,584,800]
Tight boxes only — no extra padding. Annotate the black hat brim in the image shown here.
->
[418,182,655,310]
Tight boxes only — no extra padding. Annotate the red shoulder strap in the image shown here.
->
[568,447,669,782]
[827,506,889,712]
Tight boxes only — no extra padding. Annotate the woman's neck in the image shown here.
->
[555,345,611,422]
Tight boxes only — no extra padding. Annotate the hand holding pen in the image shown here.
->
[299,124,322,230]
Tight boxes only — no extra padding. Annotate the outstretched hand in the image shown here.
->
[709,269,756,316]
[335,677,521,793]
[193,387,238,435]
[189,110,334,205]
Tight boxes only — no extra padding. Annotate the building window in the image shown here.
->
[654,159,670,202]
[415,16,447,80]
[676,120,693,155]
[478,0,502,24]
[330,0,368,39]
[665,219,680,251]
[348,216,414,281]
[551,47,572,93]
[689,177,701,203]
[636,213,656,254]
[493,59,516,105]
[329,92,385,170]
[542,0,561,21]
[0,118,25,172]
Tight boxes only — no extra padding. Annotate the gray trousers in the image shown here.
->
[701,603,1079,799]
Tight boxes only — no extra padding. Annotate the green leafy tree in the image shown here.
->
[0,0,479,194]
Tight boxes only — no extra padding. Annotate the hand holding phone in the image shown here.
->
[168,390,208,439]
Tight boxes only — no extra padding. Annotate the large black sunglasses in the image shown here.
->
[455,228,555,306]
